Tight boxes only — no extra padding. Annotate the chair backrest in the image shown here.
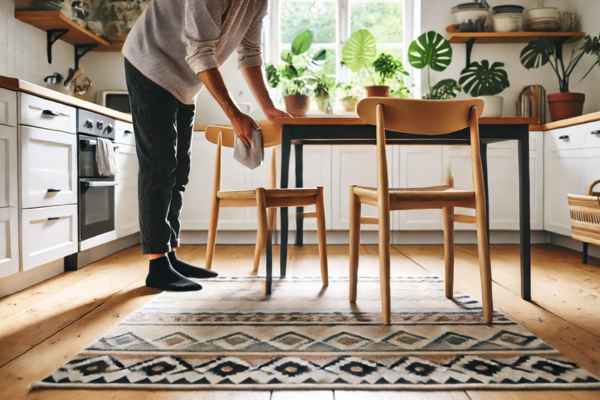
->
[356,97,486,213]
[205,120,282,148]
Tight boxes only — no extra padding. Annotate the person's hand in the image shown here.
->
[229,111,258,147]
[264,106,292,121]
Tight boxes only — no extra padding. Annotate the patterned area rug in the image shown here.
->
[34,276,600,390]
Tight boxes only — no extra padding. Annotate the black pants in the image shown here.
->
[124,59,196,254]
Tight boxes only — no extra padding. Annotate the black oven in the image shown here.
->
[77,110,117,250]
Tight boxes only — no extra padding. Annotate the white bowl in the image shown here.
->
[525,7,560,31]
[493,13,524,32]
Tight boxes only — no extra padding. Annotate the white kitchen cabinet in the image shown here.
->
[0,124,18,208]
[0,89,17,127]
[19,93,76,134]
[0,207,19,278]
[544,125,595,236]
[114,120,135,146]
[20,205,78,271]
[115,144,140,238]
[331,146,393,230]
[20,126,78,208]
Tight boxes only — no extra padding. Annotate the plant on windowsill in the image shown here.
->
[265,29,328,117]
[336,81,362,112]
[408,31,460,100]
[520,35,600,121]
[341,29,410,97]
[459,59,510,117]
[308,70,336,114]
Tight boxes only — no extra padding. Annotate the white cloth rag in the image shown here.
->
[233,128,264,169]
[96,138,118,177]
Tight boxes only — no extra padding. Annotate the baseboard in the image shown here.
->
[180,230,550,245]
[548,233,600,261]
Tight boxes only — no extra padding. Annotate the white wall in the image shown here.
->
[0,0,73,84]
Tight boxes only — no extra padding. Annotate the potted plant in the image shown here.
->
[337,82,361,112]
[459,60,510,117]
[408,31,459,100]
[366,52,409,97]
[265,30,327,117]
[520,35,600,121]
[309,71,336,114]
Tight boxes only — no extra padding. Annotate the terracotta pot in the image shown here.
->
[284,95,310,117]
[547,92,585,121]
[365,85,390,97]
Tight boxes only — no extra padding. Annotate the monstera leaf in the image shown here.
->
[342,29,377,73]
[291,30,314,55]
[459,60,510,97]
[520,39,554,69]
[408,31,452,72]
[428,79,461,100]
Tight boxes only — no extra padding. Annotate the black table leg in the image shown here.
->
[518,133,532,301]
[280,130,292,278]
[295,143,304,246]
[480,143,490,240]
[582,242,589,264]
[266,231,273,296]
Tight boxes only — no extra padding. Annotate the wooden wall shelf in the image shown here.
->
[15,11,110,47]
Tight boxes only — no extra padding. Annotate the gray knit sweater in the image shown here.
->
[123,0,268,105]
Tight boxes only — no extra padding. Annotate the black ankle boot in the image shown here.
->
[145,256,203,292]
[168,252,218,279]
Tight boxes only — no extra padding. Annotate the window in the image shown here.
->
[266,0,413,82]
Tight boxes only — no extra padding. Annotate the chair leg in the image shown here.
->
[378,208,392,325]
[256,189,270,294]
[349,187,361,303]
[476,206,493,324]
[205,199,220,269]
[442,207,455,299]
[315,187,329,287]
[252,220,267,275]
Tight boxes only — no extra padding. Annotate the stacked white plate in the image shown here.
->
[525,7,560,31]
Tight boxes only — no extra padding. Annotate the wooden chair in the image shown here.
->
[204,122,328,294]
[349,98,493,325]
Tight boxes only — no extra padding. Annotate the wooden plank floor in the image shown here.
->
[1,243,599,399]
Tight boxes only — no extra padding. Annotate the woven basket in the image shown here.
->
[568,180,600,246]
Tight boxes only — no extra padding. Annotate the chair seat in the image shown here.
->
[352,185,476,209]
[218,188,321,208]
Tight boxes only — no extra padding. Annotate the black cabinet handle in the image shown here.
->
[558,135,570,141]
[591,130,600,136]
[42,109,59,118]
[47,188,61,193]
[124,130,133,135]
[47,217,61,221]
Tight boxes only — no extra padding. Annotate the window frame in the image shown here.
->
[265,0,419,92]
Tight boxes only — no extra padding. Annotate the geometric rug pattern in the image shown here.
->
[34,276,600,390]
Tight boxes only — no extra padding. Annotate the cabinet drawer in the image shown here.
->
[0,207,19,278]
[19,93,76,134]
[0,89,17,127]
[548,126,586,151]
[20,126,78,208]
[21,205,78,271]
[114,120,135,146]
[584,121,600,148]
[0,125,18,207]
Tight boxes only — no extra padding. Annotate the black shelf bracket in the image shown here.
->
[465,38,476,68]
[47,29,68,64]
[74,43,98,70]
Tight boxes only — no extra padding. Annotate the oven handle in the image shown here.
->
[81,180,116,188]
[80,138,97,147]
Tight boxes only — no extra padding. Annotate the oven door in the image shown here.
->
[79,135,99,178]
[79,178,116,243]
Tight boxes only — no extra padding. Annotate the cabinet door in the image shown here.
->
[20,205,78,271]
[19,93,76,134]
[0,125,18,208]
[115,144,140,238]
[0,89,17,127]
[0,207,19,278]
[20,126,78,208]
[394,146,444,230]
[331,146,392,230]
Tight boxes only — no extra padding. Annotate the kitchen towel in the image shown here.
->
[233,128,264,170]
[96,138,118,177]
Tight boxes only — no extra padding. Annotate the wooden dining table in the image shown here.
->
[274,115,535,302]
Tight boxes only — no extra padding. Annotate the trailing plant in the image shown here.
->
[408,31,455,99]
[520,34,600,92]
[459,60,510,96]
[266,30,328,96]
[308,70,336,98]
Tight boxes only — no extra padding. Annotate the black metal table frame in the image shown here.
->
[268,123,532,302]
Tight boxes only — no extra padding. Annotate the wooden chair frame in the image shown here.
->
[204,124,328,294]
[349,98,493,325]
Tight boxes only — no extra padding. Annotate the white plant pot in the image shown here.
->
[478,96,503,117]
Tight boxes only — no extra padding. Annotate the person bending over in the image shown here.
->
[123,0,289,292]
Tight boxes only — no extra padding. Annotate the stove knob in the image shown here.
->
[84,119,93,129]
[105,124,114,134]
[96,121,104,130]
